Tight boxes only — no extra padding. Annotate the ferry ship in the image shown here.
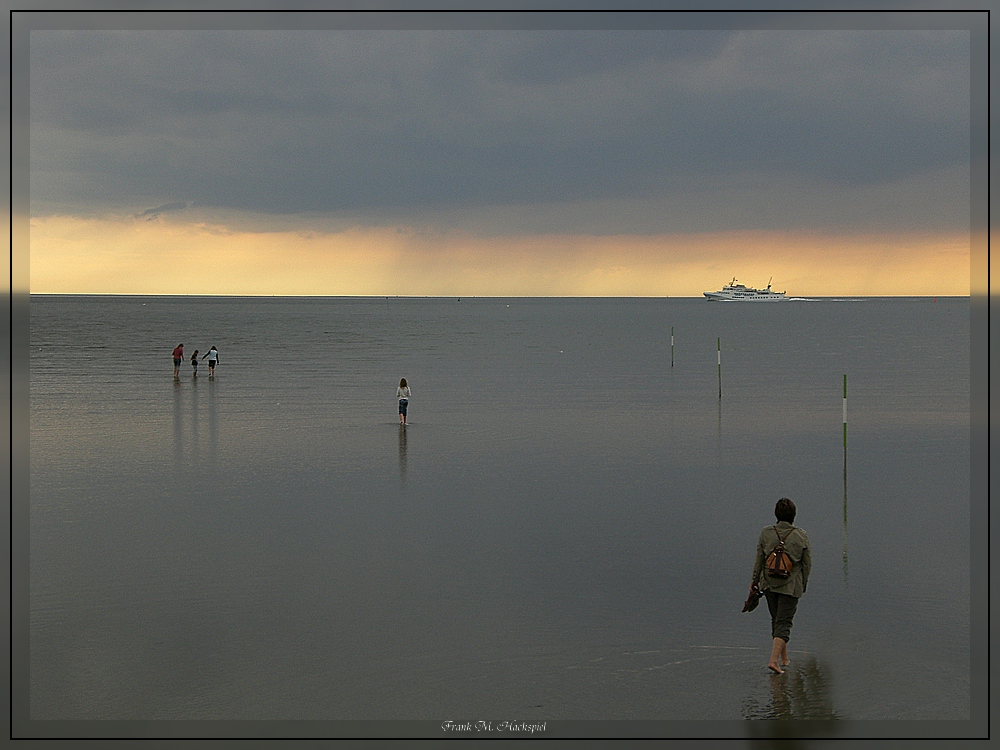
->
[703,278,788,302]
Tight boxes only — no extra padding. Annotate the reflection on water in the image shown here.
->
[29,296,971,721]
[171,378,218,475]
[842,442,849,587]
[743,657,841,749]
[191,377,199,470]
[716,396,722,460]
[743,656,841,746]
[172,380,183,470]
[398,424,408,483]
[208,380,217,471]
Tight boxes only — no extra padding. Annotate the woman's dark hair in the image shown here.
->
[399,378,407,387]
[774,497,796,523]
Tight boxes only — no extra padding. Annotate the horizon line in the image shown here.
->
[25,292,972,299]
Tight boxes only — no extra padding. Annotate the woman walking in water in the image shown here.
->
[190,350,200,378]
[172,343,184,379]
[202,346,219,378]
[750,497,811,674]
[397,378,411,425]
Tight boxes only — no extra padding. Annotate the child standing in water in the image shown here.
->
[191,350,200,378]
[397,378,411,425]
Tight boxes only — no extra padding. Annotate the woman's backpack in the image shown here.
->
[765,526,795,579]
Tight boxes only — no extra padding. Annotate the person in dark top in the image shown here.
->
[751,497,811,674]
[191,350,200,378]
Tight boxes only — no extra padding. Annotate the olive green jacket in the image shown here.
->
[752,521,811,598]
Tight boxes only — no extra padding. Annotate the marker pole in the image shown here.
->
[717,338,722,399]
[670,326,674,368]
[842,374,848,451]
[843,373,848,585]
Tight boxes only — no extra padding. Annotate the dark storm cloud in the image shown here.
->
[29,28,969,232]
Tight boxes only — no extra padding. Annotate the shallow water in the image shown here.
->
[29,295,970,721]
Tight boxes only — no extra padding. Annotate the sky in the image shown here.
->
[28,23,973,296]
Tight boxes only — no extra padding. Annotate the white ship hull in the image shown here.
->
[703,290,788,301]
[703,278,788,301]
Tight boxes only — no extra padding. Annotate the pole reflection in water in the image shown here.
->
[842,443,849,587]
[398,424,408,484]
[716,396,722,462]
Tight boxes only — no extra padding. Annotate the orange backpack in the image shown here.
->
[765,526,795,579]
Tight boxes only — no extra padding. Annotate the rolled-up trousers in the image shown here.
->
[764,590,799,642]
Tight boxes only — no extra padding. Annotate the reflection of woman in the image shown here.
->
[741,655,840,720]
[396,378,411,425]
[751,497,811,674]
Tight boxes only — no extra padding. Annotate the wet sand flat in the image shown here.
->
[28,295,971,721]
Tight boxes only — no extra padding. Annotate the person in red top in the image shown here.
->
[172,344,184,379]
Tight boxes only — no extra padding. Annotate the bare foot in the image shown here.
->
[768,638,786,674]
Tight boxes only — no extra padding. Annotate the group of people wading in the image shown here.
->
[170,343,413,428]
[171,343,219,379]
[168,335,807,675]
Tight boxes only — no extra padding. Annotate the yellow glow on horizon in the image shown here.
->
[29,214,970,297]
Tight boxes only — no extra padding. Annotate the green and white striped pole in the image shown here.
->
[670,326,674,368]
[843,373,849,585]
[843,374,848,451]
[717,338,722,399]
